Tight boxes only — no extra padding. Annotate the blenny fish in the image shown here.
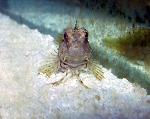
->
[39,22,104,88]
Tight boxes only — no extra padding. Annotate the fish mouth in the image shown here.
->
[63,58,87,64]
[60,56,87,68]
[67,56,87,62]
[62,60,87,69]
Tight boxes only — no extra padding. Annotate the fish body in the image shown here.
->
[39,23,104,86]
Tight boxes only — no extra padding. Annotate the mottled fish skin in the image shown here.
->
[58,26,91,71]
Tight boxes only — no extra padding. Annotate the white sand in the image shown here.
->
[0,13,150,119]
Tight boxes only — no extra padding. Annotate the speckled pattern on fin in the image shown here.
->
[88,59,104,80]
[54,33,64,45]
[38,56,59,77]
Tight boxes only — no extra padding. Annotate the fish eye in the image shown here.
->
[83,31,88,44]
[85,31,88,38]
[64,32,68,39]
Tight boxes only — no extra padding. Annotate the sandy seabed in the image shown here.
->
[0,13,150,119]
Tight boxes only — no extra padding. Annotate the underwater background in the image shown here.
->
[0,0,150,119]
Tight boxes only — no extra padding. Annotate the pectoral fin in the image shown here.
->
[88,60,104,80]
[38,56,59,77]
